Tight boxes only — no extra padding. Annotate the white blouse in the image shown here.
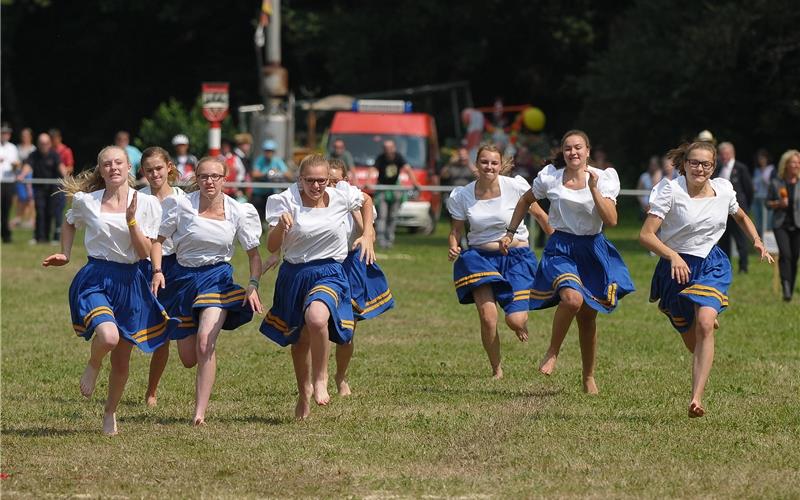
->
[66,188,162,264]
[648,176,740,258]
[531,164,620,235]
[159,191,262,267]
[447,175,532,246]
[266,181,365,264]
[139,185,185,256]
[345,206,378,248]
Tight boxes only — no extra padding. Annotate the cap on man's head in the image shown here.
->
[1,123,12,134]
[697,130,714,142]
[262,139,277,151]
[172,134,190,146]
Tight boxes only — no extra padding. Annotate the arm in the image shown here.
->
[448,219,465,261]
[353,194,376,264]
[499,190,537,254]
[733,208,774,263]
[18,163,32,180]
[149,237,166,293]
[402,164,421,189]
[529,202,553,235]
[587,169,618,227]
[266,213,292,253]
[638,214,692,284]
[126,192,152,259]
[58,162,68,178]
[242,247,264,313]
[42,221,76,267]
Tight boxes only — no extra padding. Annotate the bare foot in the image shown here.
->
[313,381,330,406]
[145,393,157,408]
[335,374,352,396]
[80,364,100,398]
[539,351,558,376]
[688,401,705,418]
[583,376,599,395]
[515,329,528,342]
[102,413,118,436]
[492,365,504,380]
[192,417,206,427]
[713,319,719,330]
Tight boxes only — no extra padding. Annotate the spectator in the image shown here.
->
[512,145,537,182]
[234,133,253,174]
[22,133,65,244]
[440,146,476,187]
[172,134,198,180]
[0,123,20,243]
[329,138,354,170]
[752,148,776,236]
[369,139,421,248]
[767,149,800,301]
[591,146,615,170]
[636,156,663,219]
[114,130,142,175]
[461,108,485,162]
[220,138,246,199]
[714,141,754,273]
[49,128,73,241]
[13,127,35,230]
[662,154,678,180]
[250,139,289,221]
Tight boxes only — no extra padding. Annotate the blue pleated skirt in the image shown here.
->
[529,231,634,313]
[649,245,731,333]
[453,246,538,314]
[260,259,355,347]
[69,257,179,353]
[343,249,395,321]
[138,253,177,278]
[156,261,254,341]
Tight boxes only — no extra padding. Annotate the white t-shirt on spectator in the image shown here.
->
[0,141,19,180]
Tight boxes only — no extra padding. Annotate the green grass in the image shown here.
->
[2,212,799,498]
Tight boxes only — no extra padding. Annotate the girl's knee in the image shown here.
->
[94,324,120,350]
[477,303,498,327]
[196,338,215,361]
[504,312,527,331]
[559,290,584,313]
[304,302,330,330]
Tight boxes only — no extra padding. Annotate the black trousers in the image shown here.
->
[1,182,14,242]
[774,226,800,295]
[718,216,749,272]
[34,185,60,242]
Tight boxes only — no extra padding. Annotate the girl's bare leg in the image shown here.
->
[473,285,502,379]
[540,288,583,375]
[192,307,227,425]
[103,338,133,436]
[575,304,599,394]
[145,341,170,406]
[305,301,332,405]
[689,305,717,418]
[80,321,119,398]
[291,330,313,419]
[335,334,354,396]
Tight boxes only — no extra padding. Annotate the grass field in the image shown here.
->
[2,211,799,498]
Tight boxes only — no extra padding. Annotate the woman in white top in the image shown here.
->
[42,145,177,435]
[640,141,772,418]
[262,154,375,420]
[501,130,635,394]
[151,157,263,426]
[138,147,185,407]
[447,144,551,379]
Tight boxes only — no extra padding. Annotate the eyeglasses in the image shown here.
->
[685,159,714,171]
[197,173,225,182]
[327,178,344,186]
[301,177,328,186]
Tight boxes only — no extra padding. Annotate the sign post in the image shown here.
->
[201,82,230,156]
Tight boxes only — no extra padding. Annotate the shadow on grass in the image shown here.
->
[1,426,90,437]
[117,414,291,426]
[404,384,563,399]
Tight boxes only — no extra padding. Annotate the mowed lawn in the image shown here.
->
[2,211,799,498]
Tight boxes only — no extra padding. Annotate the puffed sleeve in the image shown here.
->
[265,190,292,227]
[446,186,466,220]
[158,196,180,239]
[647,178,673,219]
[723,180,740,215]
[598,168,621,201]
[511,174,532,197]
[65,191,88,228]
[335,181,364,212]
[235,202,263,250]
[532,164,557,200]
[136,194,162,240]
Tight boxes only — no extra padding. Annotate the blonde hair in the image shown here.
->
[141,146,179,184]
[328,157,348,177]
[299,153,329,175]
[476,143,515,175]
[186,156,228,193]
[777,149,800,179]
[666,141,717,175]
[60,145,134,197]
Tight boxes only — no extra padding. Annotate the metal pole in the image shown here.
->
[267,0,281,64]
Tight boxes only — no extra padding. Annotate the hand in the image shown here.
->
[754,239,775,264]
[353,235,375,265]
[670,254,691,284]
[515,329,528,342]
[243,285,264,314]
[448,245,461,261]
[586,167,600,190]
[151,273,165,295]
[42,253,69,267]
[498,235,513,255]
[262,253,281,274]
[277,212,293,233]
[779,197,789,209]
[126,191,138,224]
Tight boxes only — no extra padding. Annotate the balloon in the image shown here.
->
[522,107,546,132]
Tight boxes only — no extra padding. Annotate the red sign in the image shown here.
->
[202,82,229,122]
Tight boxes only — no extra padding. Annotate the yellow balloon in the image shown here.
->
[523,107,546,132]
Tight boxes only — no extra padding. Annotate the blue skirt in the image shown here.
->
[649,245,731,333]
[156,261,254,341]
[453,246,538,314]
[69,257,179,353]
[260,259,355,347]
[138,253,177,278]
[529,231,634,313]
[343,249,395,320]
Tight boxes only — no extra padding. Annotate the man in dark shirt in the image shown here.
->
[23,133,65,243]
[370,140,420,248]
